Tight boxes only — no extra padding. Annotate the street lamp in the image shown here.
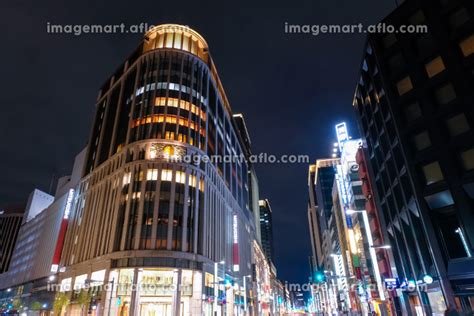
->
[214,260,225,316]
[371,245,391,250]
[345,209,364,215]
[242,274,251,314]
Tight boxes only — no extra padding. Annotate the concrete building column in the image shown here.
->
[129,268,139,316]
[173,269,182,316]
[98,269,110,316]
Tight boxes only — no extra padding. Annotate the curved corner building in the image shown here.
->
[59,24,257,316]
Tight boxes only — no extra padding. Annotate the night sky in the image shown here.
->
[1,0,396,285]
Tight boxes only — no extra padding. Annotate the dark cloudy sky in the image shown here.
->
[1,0,396,284]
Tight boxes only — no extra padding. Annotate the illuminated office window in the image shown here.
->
[123,172,132,185]
[174,32,182,49]
[422,161,444,185]
[161,169,173,181]
[165,131,175,140]
[188,174,197,187]
[459,34,474,57]
[426,191,451,213]
[425,56,445,78]
[176,171,186,184]
[461,148,474,171]
[157,33,165,48]
[165,32,174,48]
[146,169,159,181]
[182,34,190,51]
[397,76,413,96]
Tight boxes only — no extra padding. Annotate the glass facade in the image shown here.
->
[353,0,474,313]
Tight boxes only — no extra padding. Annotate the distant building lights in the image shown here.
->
[422,274,434,284]
[50,264,58,273]
[348,229,358,254]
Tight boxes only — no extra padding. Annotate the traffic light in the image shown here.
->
[224,277,233,289]
[314,271,325,283]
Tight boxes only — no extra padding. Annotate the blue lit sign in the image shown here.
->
[335,122,349,151]
[384,278,399,288]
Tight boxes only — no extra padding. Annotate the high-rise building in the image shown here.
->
[258,199,274,262]
[352,0,474,313]
[0,149,85,312]
[56,24,258,316]
[308,124,395,316]
[233,114,262,243]
[317,160,340,274]
[307,159,339,271]
[306,158,342,314]
[307,163,321,273]
[0,205,24,274]
[355,146,398,315]
[334,135,391,316]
